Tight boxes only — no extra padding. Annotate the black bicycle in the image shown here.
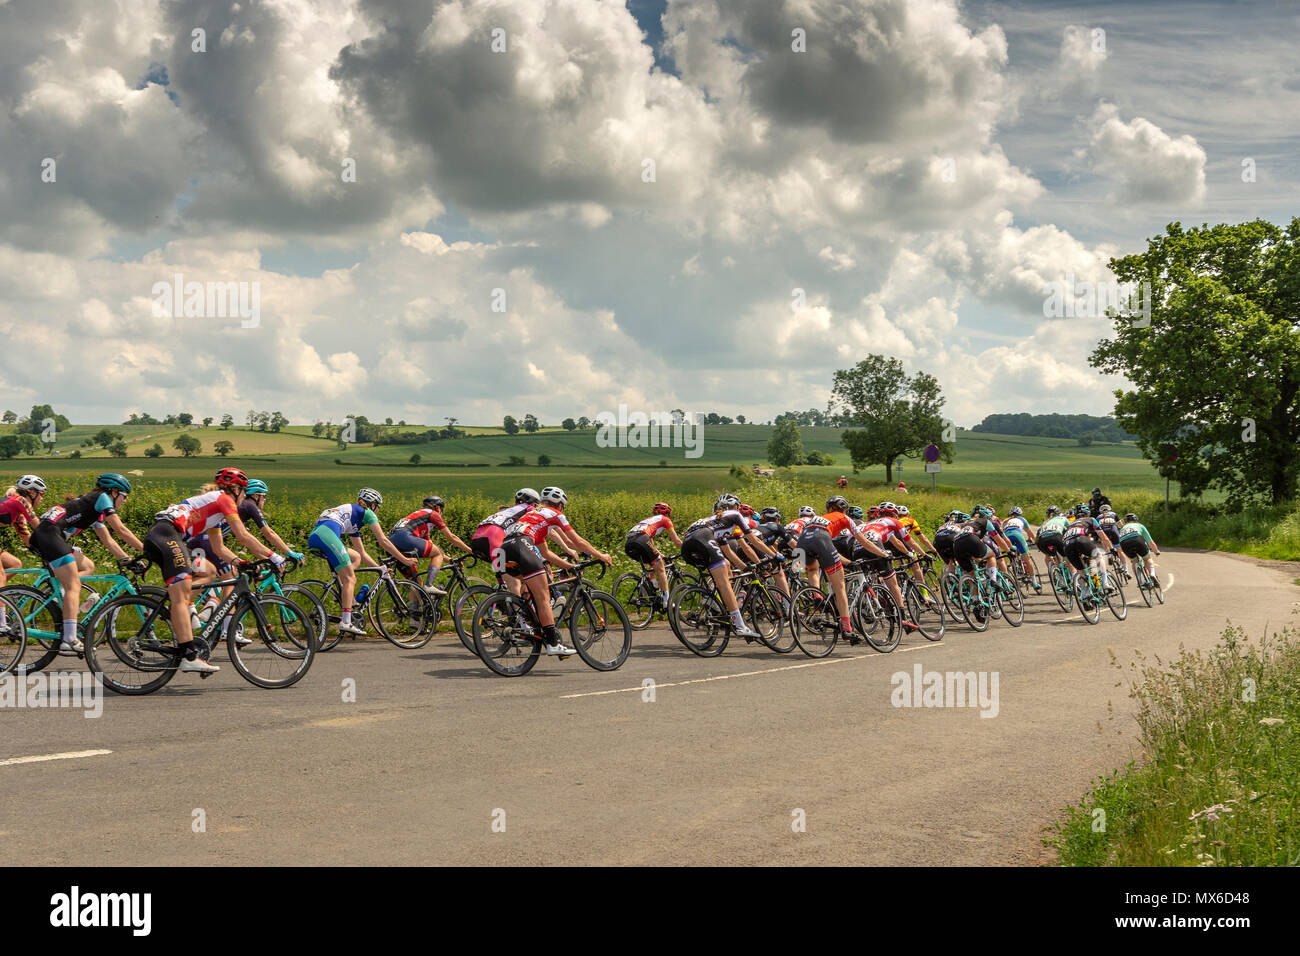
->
[612,553,701,630]
[300,555,438,650]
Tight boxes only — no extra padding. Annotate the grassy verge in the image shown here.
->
[1047,625,1300,866]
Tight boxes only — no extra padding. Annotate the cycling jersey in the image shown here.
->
[391,507,449,540]
[1039,516,1068,536]
[0,494,40,538]
[203,498,268,544]
[784,517,813,537]
[1118,521,1154,545]
[897,516,919,534]
[42,491,116,539]
[802,511,858,537]
[505,506,571,545]
[157,490,239,537]
[1063,517,1102,541]
[314,503,378,538]
[753,520,787,547]
[475,503,532,533]
[627,514,674,539]
[684,510,752,543]
[1003,516,1030,537]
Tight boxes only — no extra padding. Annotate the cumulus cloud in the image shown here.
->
[1087,103,1207,204]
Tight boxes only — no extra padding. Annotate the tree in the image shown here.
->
[561,418,577,431]
[92,428,123,449]
[312,421,324,438]
[17,434,40,455]
[522,414,540,433]
[507,455,526,466]
[109,441,128,458]
[737,414,747,425]
[830,355,951,484]
[144,443,164,458]
[577,416,591,429]
[0,435,18,459]
[214,440,234,457]
[177,412,194,426]
[202,417,213,427]
[503,415,520,435]
[246,410,258,429]
[767,419,804,468]
[538,454,552,467]
[220,414,234,430]
[173,434,201,457]
[409,453,422,465]
[269,411,288,433]
[256,411,270,432]
[1091,218,1300,505]
[2,410,16,424]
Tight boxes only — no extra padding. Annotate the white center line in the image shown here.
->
[561,642,944,699]
[0,749,112,767]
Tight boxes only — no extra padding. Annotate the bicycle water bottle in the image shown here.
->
[356,584,371,607]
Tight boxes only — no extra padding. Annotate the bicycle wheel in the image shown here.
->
[938,569,967,628]
[569,589,632,671]
[371,577,438,649]
[997,577,1024,627]
[1074,575,1101,625]
[905,581,946,641]
[613,573,656,630]
[0,592,27,675]
[860,585,901,652]
[1104,574,1127,621]
[280,582,328,651]
[224,594,316,688]
[1149,568,1165,604]
[764,587,797,653]
[454,584,499,653]
[472,592,541,676]
[922,562,942,596]
[1021,554,1041,594]
[0,584,60,676]
[298,579,343,651]
[958,575,989,632]
[1049,563,1073,612]
[83,594,179,695]
[1133,566,1153,607]
[743,583,786,651]
[667,584,729,658]
[790,586,838,658]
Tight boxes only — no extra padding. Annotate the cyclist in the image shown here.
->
[1001,506,1041,592]
[0,474,47,636]
[308,488,417,637]
[624,502,684,612]
[953,507,1009,594]
[932,511,965,573]
[1118,513,1162,583]
[679,495,765,642]
[974,505,1015,588]
[242,479,304,564]
[28,473,144,657]
[864,503,923,629]
[1061,504,1112,595]
[501,486,611,657]
[1095,505,1123,560]
[389,495,473,594]
[895,505,936,557]
[1037,505,1069,576]
[795,495,892,645]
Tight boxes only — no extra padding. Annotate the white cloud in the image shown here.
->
[1088,103,1207,205]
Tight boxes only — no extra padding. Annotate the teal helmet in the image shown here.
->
[246,478,269,496]
[1077,504,1091,517]
[847,505,864,520]
[96,473,131,493]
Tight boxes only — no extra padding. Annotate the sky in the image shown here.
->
[0,0,1297,428]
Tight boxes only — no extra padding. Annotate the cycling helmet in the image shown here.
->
[975,506,993,518]
[15,474,45,494]
[541,486,567,506]
[515,487,541,505]
[358,487,383,507]
[759,507,782,523]
[847,506,864,520]
[653,502,672,516]
[797,506,816,518]
[897,505,909,517]
[716,493,740,510]
[1009,506,1023,517]
[867,506,881,519]
[423,495,445,510]
[825,495,848,512]
[1092,487,1101,495]
[215,467,249,488]
[246,478,268,496]
[1124,513,1138,523]
[1076,504,1090,517]
[1045,505,1060,517]
[951,511,969,522]
[879,504,898,517]
[880,500,896,512]
[96,473,132,493]
[738,503,755,517]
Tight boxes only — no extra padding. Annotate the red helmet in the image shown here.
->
[652,502,672,516]
[738,503,754,517]
[867,505,881,518]
[214,467,249,488]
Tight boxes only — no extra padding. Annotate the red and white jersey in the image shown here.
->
[784,517,814,536]
[505,506,572,545]
[864,517,907,545]
[157,490,238,537]
[628,514,674,539]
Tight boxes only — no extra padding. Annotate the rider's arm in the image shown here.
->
[536,537,575,571]
[92,522,132,561]
[851,529,889,557]
[559,526,610,564]
[368,523,417,567]
[259,522,294,555]
[102,512,144,552]
[227,514,273,560]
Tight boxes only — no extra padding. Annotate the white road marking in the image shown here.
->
[0,749,112,767]
[561,641,945,699]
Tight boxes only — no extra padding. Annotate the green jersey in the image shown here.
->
[1118,521,1153,545]
[1040,515,1068,535]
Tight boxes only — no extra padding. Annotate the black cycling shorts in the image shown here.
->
[933,532,956,563]
[681,534,725,572]
[502,536,547,579]
[1120,538,1149,559]
[1063,535,1100,571]
[624,533,659,565]
[1099,525,1121,546]
[143,520,194,584]
[1037,532,1064,557]
[28,521,75,568]
[796,528,841,574]
[953,533,988,574]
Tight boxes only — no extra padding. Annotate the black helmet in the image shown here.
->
[1092,487,1101,495]
[825,495,848,512]
[423,495,445,510]
[1124,512,1138,523]
[759,507,782,523]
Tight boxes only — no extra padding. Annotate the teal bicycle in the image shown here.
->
[194,556,326,652]
[0,558,165,676]
[1071,558,1127,625]
[957,563,1024,631]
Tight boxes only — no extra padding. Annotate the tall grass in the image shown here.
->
[1048,626,1300,866]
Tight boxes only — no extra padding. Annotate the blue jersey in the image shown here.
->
[315,504,377,538]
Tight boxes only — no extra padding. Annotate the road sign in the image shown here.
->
[924,444,940,463]
[925,461,941,474]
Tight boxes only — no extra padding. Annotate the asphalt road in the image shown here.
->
[3,549,1296,865]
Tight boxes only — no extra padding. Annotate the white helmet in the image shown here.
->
[515,487,541,505]
[540,486,567,506]
[16,475,46,494]
[797,506,815,518]
[715,493,740,510]
[358,487,383,507]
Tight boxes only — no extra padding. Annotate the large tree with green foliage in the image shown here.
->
[830,355,951,484]
[1090,218,1300,504]
[766,419,804,467]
